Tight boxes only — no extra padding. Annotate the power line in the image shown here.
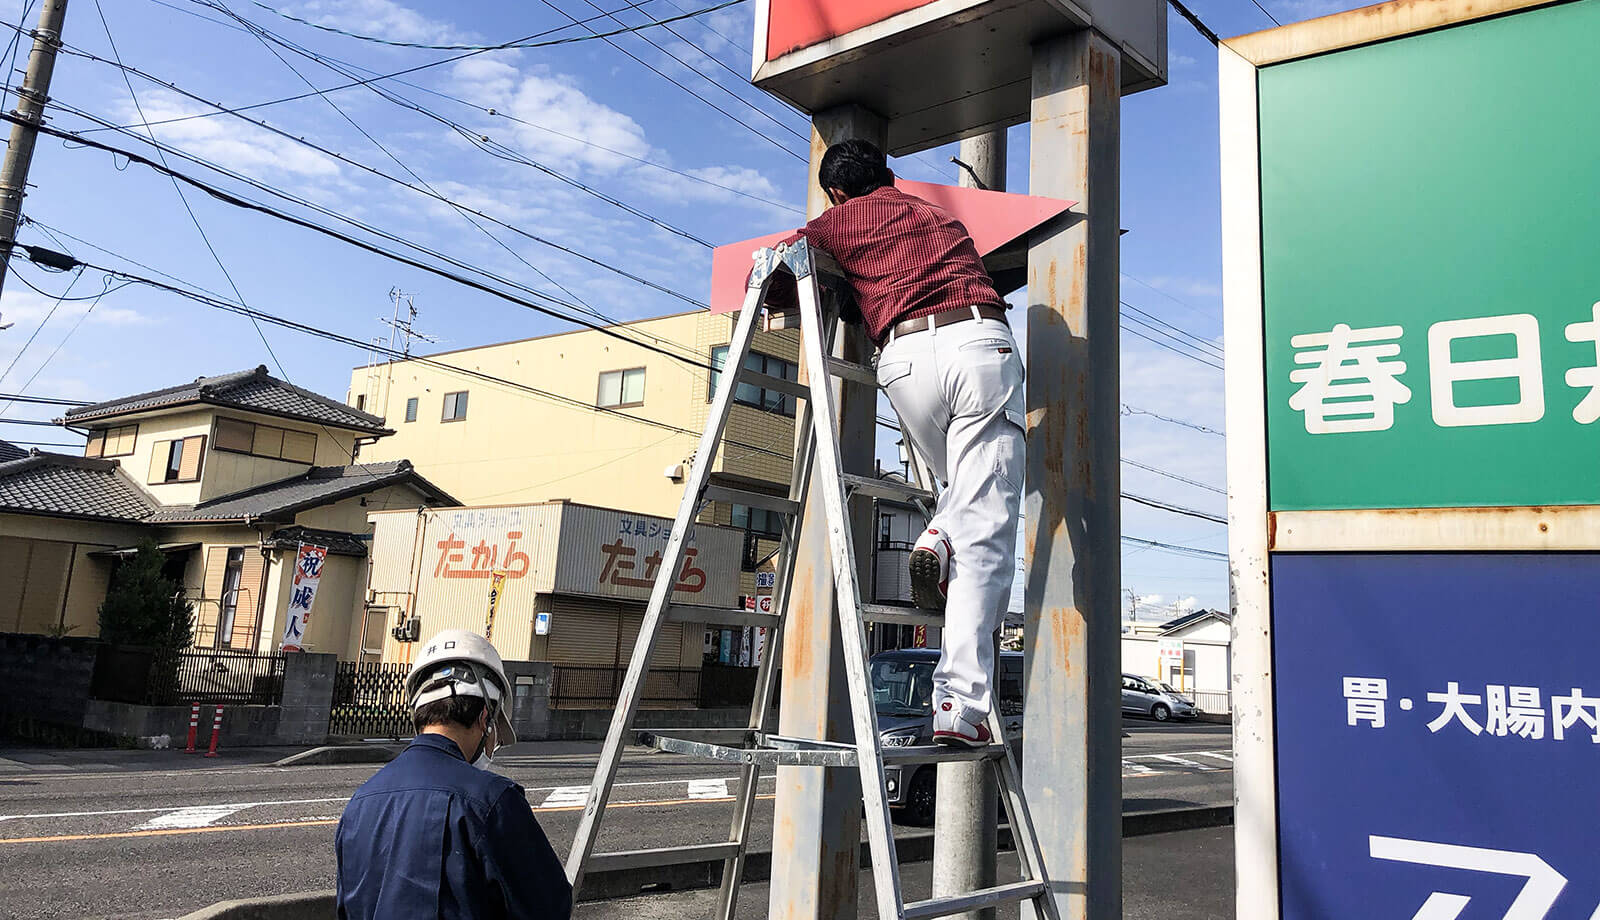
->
[1122,301,1222,356]
[0,270,117,418]
[1123,491,1226,524]
[1121,535,1227,561]
[1167,0,1221,45]
[0,392,90,406]
[0,266,83,386]
[1122,456,1225,495]
[1121,403,1225,437]
[1120,322,1223,370]
[243,0,749,51]
[12,245,793,461]
[19,110,728,374]
[1244,0,1283,27]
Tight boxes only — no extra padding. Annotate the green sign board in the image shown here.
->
[1259,0,1600,510]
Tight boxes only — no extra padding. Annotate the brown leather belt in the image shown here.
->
[885,305,1008,342]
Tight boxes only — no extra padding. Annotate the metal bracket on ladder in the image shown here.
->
[563,239,1060,920]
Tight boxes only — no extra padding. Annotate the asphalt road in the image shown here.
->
[0,720,1230,920]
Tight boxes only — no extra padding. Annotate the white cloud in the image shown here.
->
[283,0,472,45]
[1273,0,1352,21]
[0,287,151,329]
[123,90,341,179]
[1140,275,1222,299]
[452,61,651,175]
[1171,52,1198,67]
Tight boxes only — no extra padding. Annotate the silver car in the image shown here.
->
[1121,673,1199,722]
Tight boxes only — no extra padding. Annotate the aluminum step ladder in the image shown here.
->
[563,239,1059,920]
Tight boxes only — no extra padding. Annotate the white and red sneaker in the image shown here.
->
[932,701,992,748]
[909,528,951,611]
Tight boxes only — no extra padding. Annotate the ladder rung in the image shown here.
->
[703,484,800,517]
[826,358,877,387]
[841,472,934,504]
[880,742,1009,764]
[666,604,779,628]
[862,603,943,626]
[738,368,808,400]
[585,842,742,874]
[904,881,1050,920]
[642,732,858,767]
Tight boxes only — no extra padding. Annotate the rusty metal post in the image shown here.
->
[932,129,1006,920]
[1022,30,1123,920]
[768,102,885,920]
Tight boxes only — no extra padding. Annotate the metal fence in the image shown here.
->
[550,666,701,709]
[1192,689,1231,714]
[145,650,286,706]
[330,660,413,739]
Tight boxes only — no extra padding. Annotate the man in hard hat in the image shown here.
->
[771,139,1023,748]
[335,629,571,920]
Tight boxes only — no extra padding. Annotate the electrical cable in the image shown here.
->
[0,271,118,417]
[10,245,793,460]
[1121,535,1227,561]
[0,392,90,406]
[1123,491,1226,524]
[1244,0,1283,27]
[1121,310,1224,365]
[1120,322,1224,371]
[1167,0,1222,45]
[0,0,37,112]
[244,0,748,50]
[1122,301,1222,356]
[1122,457,1225,495]
[1122,403,1225,437]
[0,265,83,386]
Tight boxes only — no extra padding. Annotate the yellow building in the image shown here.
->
[0,366,455,654]
[348,309,803,602]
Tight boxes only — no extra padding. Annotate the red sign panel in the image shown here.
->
[766,0,935,60]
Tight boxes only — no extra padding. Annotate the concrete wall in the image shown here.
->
[0,632,101,734]
[79,652,338,748]
[543,705,758,742]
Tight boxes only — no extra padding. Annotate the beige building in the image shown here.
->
[348,309,803,604]
[0,367,455,654]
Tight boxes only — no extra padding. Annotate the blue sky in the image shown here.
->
[0,0,1365,618]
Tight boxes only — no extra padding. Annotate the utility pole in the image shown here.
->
[0,0,70,302]
[768,102,884,920]
[1024,29,1124,920]
[932,129,1006,920]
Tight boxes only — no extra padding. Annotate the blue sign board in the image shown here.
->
[1273,553,1600,920]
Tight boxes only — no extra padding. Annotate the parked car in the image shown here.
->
[871,647,1024,825]
[1121,673,1200,722]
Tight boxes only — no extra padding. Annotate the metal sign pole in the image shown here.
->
[1023,29,1123,920]
[767,103,885,920]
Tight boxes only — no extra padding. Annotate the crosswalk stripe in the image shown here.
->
[687,779,730,799]
[136,805,248,830]
[1122,760,1155,775]
[540,787,588,808]
[1153,754,1217,772]
[1194,751,1233,763]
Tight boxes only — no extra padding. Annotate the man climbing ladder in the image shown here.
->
[785,139,1025,748]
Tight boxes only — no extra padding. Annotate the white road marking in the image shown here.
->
[540,787,588,808]
[687,779,730,799]
[137,805,249,830]
[0,797,348,822]
[1121,760,1156,775]
[1152,754,1217,772]
[1194,751,1233,763]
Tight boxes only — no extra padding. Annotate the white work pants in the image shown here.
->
[875,313,1025,723]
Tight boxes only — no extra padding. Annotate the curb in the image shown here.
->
[273,745,401,767]
[176,805,1233,917]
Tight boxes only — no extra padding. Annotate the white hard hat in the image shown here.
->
[406,629,516,745]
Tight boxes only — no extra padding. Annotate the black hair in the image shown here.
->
[413,693,486,733]
[818,139,894,201]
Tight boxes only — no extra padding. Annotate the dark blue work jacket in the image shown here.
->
[336,733,572,920]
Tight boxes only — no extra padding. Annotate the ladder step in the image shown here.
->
[738,368,808,400]
[666,604,779,628]
[703,484,800,516]
[826,357,877,387]
[585,842,743,873]
[862,603,943,626]
[903,881,1050,920]
[880,742,1009,764]
[841,472,934,504]
[642,732,858,767]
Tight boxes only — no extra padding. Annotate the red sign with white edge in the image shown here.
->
[765,0,933,60]
[708,179,1074,314]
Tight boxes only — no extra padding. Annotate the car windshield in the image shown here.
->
[872,658,934,716]
[1159,682,1188,696]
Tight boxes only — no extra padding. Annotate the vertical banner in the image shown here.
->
[279,544,328,652]
[484,570,507,639]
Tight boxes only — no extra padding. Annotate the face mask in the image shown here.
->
[469,709,497,771]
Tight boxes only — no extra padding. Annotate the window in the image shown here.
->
[84,424,138,459]
[731,503,784,538]
[355,394,367,411]
[147,435,206,484]
[217,547,245,646]
[442,391,469,421]
[212,417,317,463]
[404,397,418,423]
[597,368,645,408]
[710,346,799,416]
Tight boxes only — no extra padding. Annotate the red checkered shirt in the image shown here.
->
[796,186,1006,345]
